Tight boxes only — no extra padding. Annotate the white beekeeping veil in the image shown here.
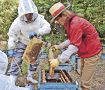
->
[18,0,38,18]
[0,50,8,74]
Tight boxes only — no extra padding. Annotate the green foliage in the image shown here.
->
[34,0,69,44]
[72,0,105,40]
[0,0,18,40]
[98,25,105,37]
[0,0,105,43]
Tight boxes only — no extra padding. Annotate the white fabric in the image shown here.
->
[0,50,8,74]
[27,70,38,83]
[18,0,38,18]
[10,75,18,83]
[0,75,29,90]
[0,50,29,90]
[13,87,30,90]
[58,44,78,63]
[8,0,51,49]
[58,39,70,49]
[8,37,17,49]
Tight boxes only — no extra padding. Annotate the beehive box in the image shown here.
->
[37,53,80,90]
[38,69,78,90]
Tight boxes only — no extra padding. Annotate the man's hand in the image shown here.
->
[49,59,59,68]
[29,32,37,39]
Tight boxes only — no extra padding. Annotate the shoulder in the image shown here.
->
[36,14,48,23]
[11,17,20,26]
[9,17,21,30]
[70,16,85,27]
[13,17,20,23]
[72,16,82,23]
[38,14,45,19]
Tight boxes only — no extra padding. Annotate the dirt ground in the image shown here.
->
[69,59,105,90]
[92,60,105,90]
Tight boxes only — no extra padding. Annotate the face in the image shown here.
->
[25,13,33,22]
[55,15,66,25]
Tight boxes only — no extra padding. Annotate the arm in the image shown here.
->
[38,15,51,35]
[49,44,78,68]
[58,44,78,63]
[8,18,20,49]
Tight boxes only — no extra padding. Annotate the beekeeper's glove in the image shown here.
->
[7,49,16,57]
[51,45,60,51]
[29,32,37,39]
[49,59,60,68]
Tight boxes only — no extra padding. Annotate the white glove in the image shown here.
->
[58,44,78,63]
[49,59,59,68]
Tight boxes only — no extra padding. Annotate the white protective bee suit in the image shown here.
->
[8,0,51,49]
[7,0,51,83]
[0,50,29,90]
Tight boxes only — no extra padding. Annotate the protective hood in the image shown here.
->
[0,50,8,74]
[18,0,38,18]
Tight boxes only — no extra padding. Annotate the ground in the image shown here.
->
[70,59,105,90]
[92,60,105,90]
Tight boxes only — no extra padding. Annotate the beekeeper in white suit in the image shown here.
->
[7,0,51,84]
[0,50,30,90]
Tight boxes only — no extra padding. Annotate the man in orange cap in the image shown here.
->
[49,2,102,90]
